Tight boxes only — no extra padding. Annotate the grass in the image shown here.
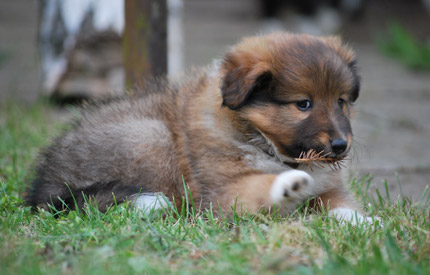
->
[0,50,11,68]
[1,100,430,274]
[377,22,430,71]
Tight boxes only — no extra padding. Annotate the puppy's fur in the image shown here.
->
[26,32,363,218]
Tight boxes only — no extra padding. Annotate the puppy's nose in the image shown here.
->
[331,139,347,155]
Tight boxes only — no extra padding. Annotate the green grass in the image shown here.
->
[0,50,11,68]
[377,23,430,70]
[1,100,430,274]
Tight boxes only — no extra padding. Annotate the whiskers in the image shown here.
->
[349,135,368,168]
[295,149,347,172]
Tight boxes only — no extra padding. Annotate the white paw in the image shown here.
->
[270,170,314,211]
[329,207,383,227]
[130,192,170,214]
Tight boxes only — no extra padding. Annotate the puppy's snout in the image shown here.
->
[330,138,347,155]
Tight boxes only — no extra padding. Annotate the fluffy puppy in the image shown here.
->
[26,32,369,222]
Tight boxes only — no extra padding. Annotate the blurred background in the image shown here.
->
[0,0,429,201]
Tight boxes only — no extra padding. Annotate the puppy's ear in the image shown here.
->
[220,37,274,110]
[221,61,272,109]
[323,35,360,102]
[322,36,356,65]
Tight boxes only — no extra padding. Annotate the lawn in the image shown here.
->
[1,100,429,274]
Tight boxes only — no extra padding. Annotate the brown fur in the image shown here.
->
[26,32,361,216]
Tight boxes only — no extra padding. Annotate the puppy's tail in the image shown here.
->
[25,179,145,213]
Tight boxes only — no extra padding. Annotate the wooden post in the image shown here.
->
[123,0,167,89]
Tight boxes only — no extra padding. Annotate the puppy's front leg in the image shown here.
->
[219,170,314,215]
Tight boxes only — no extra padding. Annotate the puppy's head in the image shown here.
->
[220,33,360,162]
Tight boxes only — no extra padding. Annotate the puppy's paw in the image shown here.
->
[270,170,314,209]
[130,192,170,214]
[329,207,383,227]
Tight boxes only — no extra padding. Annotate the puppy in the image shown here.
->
[26,32,369,222]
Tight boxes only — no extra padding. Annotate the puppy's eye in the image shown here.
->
[338,98,346,108]
[296,100,312,111]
